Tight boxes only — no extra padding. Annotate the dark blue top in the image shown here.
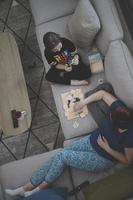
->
[90,100,133,161]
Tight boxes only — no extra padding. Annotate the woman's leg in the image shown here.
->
[23,181,49,197]
[5,141,114,197]
[5,152,59,197]
[64,134,94,152]
[44,148,114,183]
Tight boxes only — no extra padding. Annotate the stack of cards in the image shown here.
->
[61,89,88,120]
[88,50,104,74]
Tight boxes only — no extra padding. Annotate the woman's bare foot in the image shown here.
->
[5,187,25,197]
[5,181,49,197]
[24,181,49,197]
[73,100,85,112]
[71,80,90,86]
[24,187,40,197]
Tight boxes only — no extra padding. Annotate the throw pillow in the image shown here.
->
[17,187,68,200]
[83,167,133,200]
[68,0,101,49]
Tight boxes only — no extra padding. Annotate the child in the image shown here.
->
[43,32,91,85]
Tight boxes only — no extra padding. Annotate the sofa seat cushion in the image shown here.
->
[90,0,123,54]
[29,0,77,26]
[52,73,105,139]
[105,40,133,108]
[68,0,101,49]
[0,150,74,199]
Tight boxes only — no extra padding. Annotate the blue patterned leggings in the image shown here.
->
[30,135,114,186]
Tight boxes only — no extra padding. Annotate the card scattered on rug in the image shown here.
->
[61,89,88,120]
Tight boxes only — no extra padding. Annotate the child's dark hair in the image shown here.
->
[111,107,133,130]
[43,32,61,51]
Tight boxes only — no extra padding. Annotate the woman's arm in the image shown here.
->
[74,90,117,112]
[97,135,133,164]
[125,148,133,164]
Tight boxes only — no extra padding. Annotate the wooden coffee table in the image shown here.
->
[0,32,31,136]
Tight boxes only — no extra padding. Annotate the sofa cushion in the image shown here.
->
[51,73,106,139]
[68,0,101,49]
[90,0,123,54]
[0,150,74,199]
[105,40,133,108]
[29,0,77,26]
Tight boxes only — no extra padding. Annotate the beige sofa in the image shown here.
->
[1,0,133,200]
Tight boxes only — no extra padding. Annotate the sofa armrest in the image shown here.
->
[91,0,123,55]
[105,40,133,108]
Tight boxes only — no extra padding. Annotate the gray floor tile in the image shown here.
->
[32,122,60,145]
[0,0,12,21]
[31,98,58,129]
[7,3,31,41]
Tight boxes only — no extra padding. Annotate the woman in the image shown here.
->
[44,32,91,85]
[6,90,133,197]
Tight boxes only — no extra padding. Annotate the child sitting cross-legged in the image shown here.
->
[44,32,92,85]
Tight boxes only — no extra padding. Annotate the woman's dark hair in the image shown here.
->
[111,107,133,130]
[43,32,61,51]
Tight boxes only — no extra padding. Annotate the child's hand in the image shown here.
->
[65,64,72,72]
[72,55,79,65]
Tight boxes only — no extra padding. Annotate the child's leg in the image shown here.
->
[79,60,92,79]
[74,60,92,79]
[70,80,90,85]
[46,68,70,85]
[67,61,91,81]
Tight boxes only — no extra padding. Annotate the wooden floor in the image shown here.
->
[0,0,64,165]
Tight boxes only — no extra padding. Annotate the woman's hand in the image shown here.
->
[97,135,132,164]
[64,64,72,72]
[97,135,111,152]
[73,100,85,112]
